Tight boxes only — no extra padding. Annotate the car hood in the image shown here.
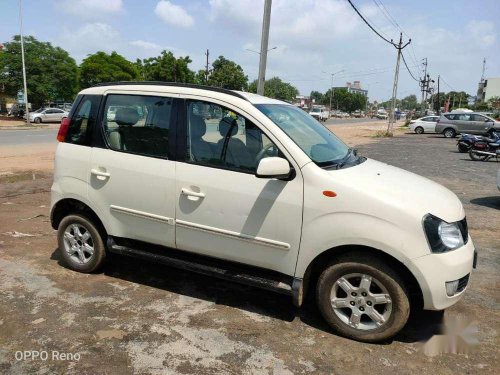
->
[328,158,465,222]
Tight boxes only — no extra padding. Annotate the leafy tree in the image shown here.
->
[487,96,500,110]
[0,35,78,106]
[206,56,248,90]
[79,51,139,88]
[138,50,195,83]
[310,90,324,104]
[401,95,417,110]
[248,77,298,102]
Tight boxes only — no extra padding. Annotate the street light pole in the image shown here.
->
[323,70,344,115]
[19,0,30,125]
[257,0,272,95]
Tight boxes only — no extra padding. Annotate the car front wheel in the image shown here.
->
[414,126,424,134]
[34,117,41,124]
[316,255,410,342]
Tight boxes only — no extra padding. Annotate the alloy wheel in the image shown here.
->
[330,273,392,331]
[63,224,94,264]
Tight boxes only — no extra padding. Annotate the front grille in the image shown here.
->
[457,274,470,293]
[458,217,469,244]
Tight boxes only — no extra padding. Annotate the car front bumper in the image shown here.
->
[411,238,475,310]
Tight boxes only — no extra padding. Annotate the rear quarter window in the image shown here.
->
[66,95,101,145]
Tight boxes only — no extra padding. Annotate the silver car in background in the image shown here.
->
[28,108,69,124]
[435,112,499,138]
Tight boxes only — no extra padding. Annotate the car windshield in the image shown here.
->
[311,108,321,113]
[256,104,351,167]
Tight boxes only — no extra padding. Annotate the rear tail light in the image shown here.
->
[57,117,70,142]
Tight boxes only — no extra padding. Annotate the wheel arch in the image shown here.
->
[302,245,424,309]
[51,198,107,238]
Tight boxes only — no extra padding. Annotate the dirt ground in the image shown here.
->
[0,124,498,374]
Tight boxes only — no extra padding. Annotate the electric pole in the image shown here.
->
[19,0,30,125]
[257,0,272,95]
[204,49,210,84]
[420,58,427,113]
[387,33,411,134]
[436,75,440,114]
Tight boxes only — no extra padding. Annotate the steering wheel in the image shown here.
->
[255,143,278,164]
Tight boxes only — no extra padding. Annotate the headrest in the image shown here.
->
[219,117,238,138]
[115,107,140,126]
[190,114,206,138]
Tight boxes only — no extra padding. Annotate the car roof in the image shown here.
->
[79,82,290,106]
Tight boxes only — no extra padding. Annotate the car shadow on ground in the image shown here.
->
[470,196,500,210]
[50,248,444,345]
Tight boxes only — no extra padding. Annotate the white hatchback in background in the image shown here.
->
[409,116,440,134]
[50,83,476,343]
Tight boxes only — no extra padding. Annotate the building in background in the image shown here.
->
[477,77,500,103]
[346,81,368,96]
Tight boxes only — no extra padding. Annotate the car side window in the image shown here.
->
[65,95,100,146]
[185,100,280,173]
[472,114,486,122]
[103,94,173,159]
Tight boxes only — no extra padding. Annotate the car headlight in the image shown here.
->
[423,214,467,253]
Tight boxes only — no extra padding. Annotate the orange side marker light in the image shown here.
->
[323,190,337,197]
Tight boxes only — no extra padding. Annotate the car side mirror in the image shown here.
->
[255,157,291,180]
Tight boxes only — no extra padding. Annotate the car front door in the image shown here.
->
[174,98,303,276]
[88,92,178,248]
[53,109,65,122]
[471,114,493,134]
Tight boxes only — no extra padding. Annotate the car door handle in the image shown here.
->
[181,188,205,198]
[91,168,111,180]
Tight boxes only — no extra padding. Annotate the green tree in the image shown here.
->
[401,95,417,110]
[248,77,298,102]
[207,56,248,90]
[0,35,78,106]
[79,51,139,88]
[310,90,324,104]
[138,50,195,83]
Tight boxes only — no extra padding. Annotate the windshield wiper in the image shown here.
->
[335,148,356,169]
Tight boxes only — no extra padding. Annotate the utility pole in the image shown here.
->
[257,0,272,95]
[19,0,30,125]
[204,49,210,84]
[420,58,427,113]
[436,75,440,114]
[387,33,411,134]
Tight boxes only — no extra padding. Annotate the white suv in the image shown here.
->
[51,83,476,342]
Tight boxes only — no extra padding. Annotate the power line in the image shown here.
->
[401,52,419,82]
[347,0,394,45]
[439,76,455,91]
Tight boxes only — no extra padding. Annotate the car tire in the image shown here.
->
[57,214,106,273]
[414,126,424,134]
[34,117,41,124]
[316,254,410,343]
[443,128,456,138]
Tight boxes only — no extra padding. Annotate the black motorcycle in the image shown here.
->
[468,131,500,161]
[457,133,483,153]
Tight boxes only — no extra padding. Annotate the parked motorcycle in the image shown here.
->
[457,133,484,153]
[468,131,500,161]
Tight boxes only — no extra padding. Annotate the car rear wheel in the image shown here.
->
[414,126,424,134]
[443,128,456,138]
[316,255,410,342]
[34,117,41,124]
[57,214,106,273]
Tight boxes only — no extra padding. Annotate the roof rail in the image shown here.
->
[90,81,248,101]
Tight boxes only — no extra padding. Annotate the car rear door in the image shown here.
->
[88,91,179,248]
[174,97,303,276]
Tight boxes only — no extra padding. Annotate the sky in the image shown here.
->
[1,0,499,102]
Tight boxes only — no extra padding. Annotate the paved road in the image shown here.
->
[0,129,58,146]
[325,117,387,126]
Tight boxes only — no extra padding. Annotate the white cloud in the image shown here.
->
[466,20,497,47]
[57,23,121,60]
[58,0,123,18]
[155,1,194,28]
[130,40,162,51]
